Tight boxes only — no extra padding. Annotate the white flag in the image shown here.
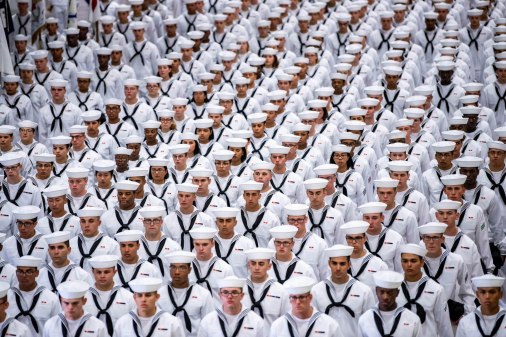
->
[0,16,13,75]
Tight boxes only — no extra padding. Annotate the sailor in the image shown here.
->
[38,185,80,236]
[311,244,374,337]
[84,255,136,336]
[114,147,133,180]
[89,160,118,210]
[162,182,213,250]
[483,61,506,128]
[158,251,214,337]
[42,280,108,337]
[141,120,171,160]
[101,180,144,236]
[121,79,157,136]
[268,225,317,283]
[0,281,30,337]
[0,234,16,285]
[64,27,95,72]
[68,125,102,174]
[358,271,422,337]
[92,48,124,101]
[396,244,453,337]
[114,230,161,290]
[18,63,49,113]
[358,202,403,271]
[68,71,104,112]
[1,205,47,265]
[145,158,177,213]
[65,167,106,216]
[156,110,182,146]
[478,141,506,223]
[456,274,506,337]
[419,222,476,324]
[190,168,227,212]
[38,79,82,146]
[101,98,137,148]
[31,50,64,95]
[209,150,241,206]
[68,207,120,272]
[98,15,127,48]
[270,276,344,337]
[268,145,306,204]
[188,227,234,304]
[38,231,93,293]
[124,136,149,170]
[124,21,160,80]
[137,206,181,280]
[1,75,34,127]
[47,41,78,91]
[219,92,249,131]
[7,256,60,337]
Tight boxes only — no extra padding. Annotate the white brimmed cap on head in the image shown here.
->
[358,202,387,215]
[245,248,275,261]
[13,206,40,220]
[189,227,217,240]
[374,271,403,289]
[89,255,119,269]
[165,251,195,264]
[325,244,353,258]
[129,277,163,293]
[340,221,369,235]
[418,222,447,235]
[399,244,427,257]
[57,281,89,299]
[283,276,315,295]
[218,276,246,289]
[114,230,143,242]
[472,275,505,289]
[269,225,298,239]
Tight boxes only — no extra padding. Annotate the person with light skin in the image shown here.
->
[358,271,422,337]
[198,276,265,337]
[142,77,171,114]
[30,50,64,95]
[157,251,214,337]
[47,41,78,91]
[0,151,41,208]
[226,138,254,181]
[7,256,60,337]
[0,126,32,177]
[0,281,31,337]
[358,202,403,272]
[189,168,227,213]
[137,206,181,281]
[100,99,137,148]
[0,234,16,285]
[37,231,93,293]
[123,21,160,80]
[84,255,135,337]
[89,160,118,210]
[68,125,103,173]
[311,244,375,336]
[65,167,106,216]
[16,120,49,166]
[268,145,306,204]
[330,144,367,207]
[146,158,178,214]
[91,47,124,101]
[17,62,49,113]
[113,230,161,291]
[419,222,476,324]
[48,136,79,180]
[437,174,494,274]
[209,150,241,207]
[270,276,344,337]
[68,207,120,272]
[246,113,277,161]
[1,75,34,128]
[456,275,506,337]
[38,185,80,236]
[120,79,157,137]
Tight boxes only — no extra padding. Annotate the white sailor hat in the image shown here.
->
[455,156,482,168]
[404,108,425,119]
[81,110,102,122]
[488,141,506,151]
[297,12,310,21]
[105,98,122,106]
[115,4,130,12]
[496,127,506,138]
[434,200,461,211]
[256,19,270,28]
[189,227,217,240]
[49,79,68,87]
[268,146,290,155]
[0,152,24,167]
[337,54,355,64]
[213,207,239,218]
[124,169,148,179]
[285,204,309,217]
[460,106,481,116]
[313,164,338,176]
[139,206,165,219]
[124,135,143,145]
[364,86,384,96]
[171,98,189,106]
[303,46,320,55]
[314,87,334,98]
[2,75,20,83]
[298,111,319,121]
[157,58,173,66]
[45,17,59,24]
[247,113,267,124]
[89,255,119,269]
[18,62,35,70]
[434,2,451,9]
[346,108,367,117]
[387,160,413,172]
[346,44,362,55]
[472,275,505,288]
[270,225,298,239]
[165,251,195,264]
[436,61,456,71]
[424,11,437,19]
[187,30,204,40]
[180,132,198,141]
[245,248,275,261]
[449,117,469,125]
[262,47,278,57]
[358,202,387,214]
[17,120,37,130]
[123,79,141,87]
[178,39,195,49]
[44,231,70,245]
[386,143,409,153]
[75,70,93,80]
[31,50,48,59]
[276,72,293,82]
[374,178,400,188]
[212,150,234,161]
[142,120,161,129]
[217,92,234,101]
[130,21,147,30]
[218,276,246,289]
[144,76,162,85]
[77,20,91,28]
[129,278,163,293]
[57,281,89,299]
[307,99,328,109]
[459,95,480,104]
[176,183,198,193]
[267,90,287,101]
[283,276,315,295]
[383,66,403,76]
[357,98,379,107]
[114,180,140,191]
[77,207,104,218]
[338,132,360,141]
[379,10,394,18]
[240,181,263,191]
[303,178,328,190]
[442,130,465,141]
[419,222,447,235]
[192,84,207,93]
[405,96,427,107]
[66,167,89,179]
[198,72,215,82]
[169,144,190,155]
[279,134,300,143]
[250,161,274,171]
[115,229,143,242]
[461,82,484,93]
[293,57,309,65]
[292,123,311,132]
[335,12,351,22]
[385,50,404,59]
[0,125,16,134]
[33,153,55,163]
[340,221,369,235]
[400,244,427,257]
[99,15,115,24]
[42,185,67,198]
[331,144,352,154]
[14,34,28,42]
[439,47,458,56]
[440,174,467,186]
[432,141,456,153]
[226,138,248,148]
[387,131,406,140]
[395,119,414,128]
[374,271,403,289]
[147,158,169,167]
[16,256,42,268]
[167,52,182,60]
[114,147,133,156]
[325,244,353,258]
[69,125,87,134]
[189,168,213,178]
[219,51,236,61]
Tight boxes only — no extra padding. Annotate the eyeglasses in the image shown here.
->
[151,168,166,173]
[289,294,310,301]
[287,218,306,224]
[274,240,292,247]
[422,235,443,242]
[143,219,163,225]
[3,165,19,171]
[220,290,242,297]
[346,235,364,243]
[16,269,36,276]
[17,221,35,227]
